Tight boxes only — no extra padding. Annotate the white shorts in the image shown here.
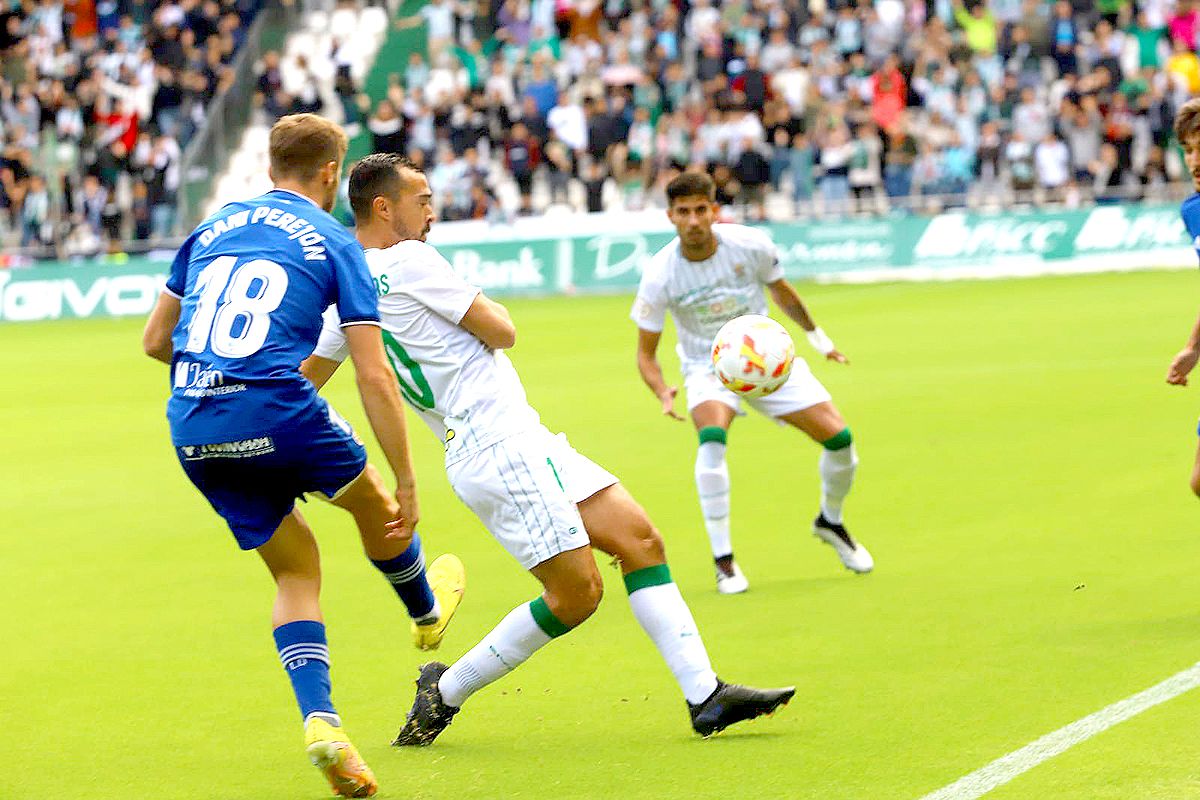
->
[445,425,618,569]
[683,357,832,418]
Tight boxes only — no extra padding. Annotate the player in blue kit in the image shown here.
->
[140,114,463,798]
[1167,99,1200,496]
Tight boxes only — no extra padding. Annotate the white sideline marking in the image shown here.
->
[918,662,1200,800]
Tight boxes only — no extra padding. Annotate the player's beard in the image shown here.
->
[686,227,712,248]
[395,215,425,243]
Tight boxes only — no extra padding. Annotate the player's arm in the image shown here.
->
[767,278,849,364]
[636,327,683,421]
[1167,311,1200,386]
[300,354,342,390]
[460,293,516,349]
[330,240,420,537]
[345,323,420,536]
[142,292,181,364]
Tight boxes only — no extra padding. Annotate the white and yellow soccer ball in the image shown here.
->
[711,314,795,399]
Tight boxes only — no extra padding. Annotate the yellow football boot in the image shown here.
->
[304,717,378,798]
[411,553,466,650]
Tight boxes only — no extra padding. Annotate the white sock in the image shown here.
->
[626,570,719,705]
[412,598,442,627]
[695,440,732,559]
[819,443,858,524]
[437,602,556,708]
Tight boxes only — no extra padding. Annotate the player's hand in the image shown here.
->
[386,481,420,539]
[827,349,849,365]
[1167,348,1200,386]
[659,387,684,421]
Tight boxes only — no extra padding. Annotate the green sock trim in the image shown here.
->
[528,597,571,638]
[822,428,852,451]
[698,426,727,445]
[623,564,673,594]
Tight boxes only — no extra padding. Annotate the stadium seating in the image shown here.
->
[205,2,389,216]
[5,0,1200,258]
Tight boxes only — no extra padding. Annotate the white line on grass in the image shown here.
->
[917,661,1200,800]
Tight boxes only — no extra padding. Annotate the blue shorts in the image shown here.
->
[176,401,367,550]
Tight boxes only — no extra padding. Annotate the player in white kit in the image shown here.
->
[300,154,794,743]
[634,172,873,595]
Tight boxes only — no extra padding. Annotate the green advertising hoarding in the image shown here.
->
[1,204,1191,323]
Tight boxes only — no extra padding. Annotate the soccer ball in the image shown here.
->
[711,315,795,399]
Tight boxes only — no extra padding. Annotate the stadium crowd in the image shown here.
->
[4,0,1200,255]
[0,0,261,256]
[354,0,1193,222]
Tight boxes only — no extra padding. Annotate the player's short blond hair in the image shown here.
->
[269,114,348,181]
[1175,98,1200,143]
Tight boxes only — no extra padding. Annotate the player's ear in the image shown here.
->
[372,194,389,220]
[322,161,338,185]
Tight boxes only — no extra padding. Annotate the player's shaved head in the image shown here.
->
[268,113,348,182]
[666,171,716,206]
[349,153,423,221]
[1176,97,1200,144]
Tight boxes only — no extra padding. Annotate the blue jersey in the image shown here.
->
[1183,194,1200,265]
[164,189,378,445]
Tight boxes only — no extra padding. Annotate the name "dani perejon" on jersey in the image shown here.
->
[197,206,329,260]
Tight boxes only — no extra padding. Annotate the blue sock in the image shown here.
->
[370,533,437,622]
[273,620,338,724]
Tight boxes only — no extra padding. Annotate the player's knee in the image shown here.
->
[1189,472,1200,498]
[272,558,321,585]
[548,570,604,626]
[629,518,666,565]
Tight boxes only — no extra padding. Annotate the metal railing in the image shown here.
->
[768,179,1195,220]
[175,0,299,234]
[6,175,1192,264]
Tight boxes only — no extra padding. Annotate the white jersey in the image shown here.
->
[313,240,540,465]
[631,223,783,372]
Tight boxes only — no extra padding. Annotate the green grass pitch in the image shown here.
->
[6,270,1200,799]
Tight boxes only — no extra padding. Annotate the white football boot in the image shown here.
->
[813,514,874,573]
[715,560,749,594]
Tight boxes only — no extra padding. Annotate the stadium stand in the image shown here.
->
[4,0,1199,259]
[0,0,265,257]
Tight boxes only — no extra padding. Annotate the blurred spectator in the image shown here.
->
[1006,129,1037,199]
[871,55,907,131]
[581,161,608,213]
[733,135,769,221]
[849,123,884,213]
[1169,0,1200,51]
[398,0,454,56]
[953,0,999,55]
[20,173,49,247]
[1167,36,1200,93]
[504,121,539,215]
[1035,132,1071,201]
[819,126,853,217]
[369,100,406,155]
[1051,1,1079,75]
[883,123,917,204]
[547,90,587,156]
[1,0,258,254]
[790,132,816,207]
